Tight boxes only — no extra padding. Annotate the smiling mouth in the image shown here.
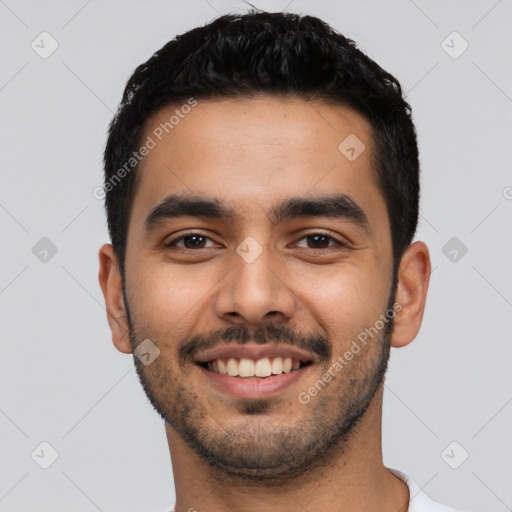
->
[198,356,313,379]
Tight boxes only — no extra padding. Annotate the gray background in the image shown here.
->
[1,0,511,511]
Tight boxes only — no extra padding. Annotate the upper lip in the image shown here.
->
[193,344,316,364]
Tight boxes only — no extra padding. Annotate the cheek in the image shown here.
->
[126,264,214,338]
[298,263,390,340]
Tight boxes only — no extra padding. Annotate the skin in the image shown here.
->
[99,95,431,512]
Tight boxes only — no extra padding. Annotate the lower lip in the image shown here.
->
[197,364,311,399]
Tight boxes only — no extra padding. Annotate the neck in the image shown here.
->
[166,386,409,512]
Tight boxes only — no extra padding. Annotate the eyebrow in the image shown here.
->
[144,193,371,234]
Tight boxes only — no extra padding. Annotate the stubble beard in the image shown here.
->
[123,278,396,484]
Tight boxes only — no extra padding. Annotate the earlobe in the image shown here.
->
[390,241,431,348]
[98,243,133,354]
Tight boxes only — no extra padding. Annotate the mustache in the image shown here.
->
[178,323,331,365]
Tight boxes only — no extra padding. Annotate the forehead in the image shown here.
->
[132,96,385,228]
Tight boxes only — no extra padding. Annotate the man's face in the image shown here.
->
[122,96,395,480]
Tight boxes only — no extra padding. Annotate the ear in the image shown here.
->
[98,243,133,354]
[390,241,431,348]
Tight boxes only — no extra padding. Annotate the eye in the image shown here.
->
[294,232,345,250]
[163,231,345,251]
[164,232,220,250]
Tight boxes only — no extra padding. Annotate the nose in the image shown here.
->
[213,243,296,327]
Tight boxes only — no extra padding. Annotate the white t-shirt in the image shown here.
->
[169,469,458,511]
[389,468,457,511]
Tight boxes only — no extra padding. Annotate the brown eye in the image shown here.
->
[295,232,344,249]
[165,233,217,249]
[306,234,330,248]
[181,235,207,249]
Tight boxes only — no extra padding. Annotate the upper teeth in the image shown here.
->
[207,356,301,377]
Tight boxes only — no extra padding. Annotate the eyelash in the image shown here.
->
[164,231,346,250]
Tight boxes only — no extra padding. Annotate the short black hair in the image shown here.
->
[103,10,420,276]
